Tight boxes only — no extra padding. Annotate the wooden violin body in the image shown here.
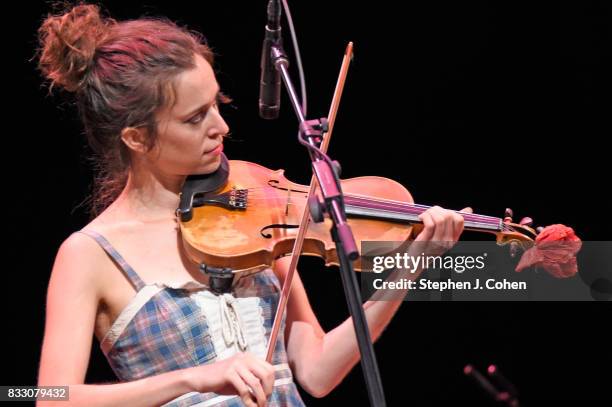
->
[179,160,538,274]
[180,160,416,273]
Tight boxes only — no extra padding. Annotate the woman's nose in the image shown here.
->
[209,109,230,138]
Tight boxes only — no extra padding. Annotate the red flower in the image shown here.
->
[515,224,581,278]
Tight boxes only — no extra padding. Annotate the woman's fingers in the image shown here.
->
[236,365,267,407]
[417,210,435,242]
[429,207,449,242]
[417,206,470,252]
[454,207,471,241]
[250,358,275,397]
[228,369,257,407]
[453,211,465,241]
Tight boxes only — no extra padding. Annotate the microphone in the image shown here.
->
[259,0,282,119]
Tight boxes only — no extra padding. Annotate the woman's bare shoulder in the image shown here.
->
[52,213,123,284]
[52,232,106,289]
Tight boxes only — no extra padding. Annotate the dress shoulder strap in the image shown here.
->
[78,229,146,291]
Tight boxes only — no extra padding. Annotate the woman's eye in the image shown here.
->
[186,94,227,126]
[188,112,205,125]
[187,103,220,125]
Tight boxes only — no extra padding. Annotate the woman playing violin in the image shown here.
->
[37,4,469,406]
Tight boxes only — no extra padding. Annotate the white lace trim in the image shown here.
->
[100,284,164,354]
[190,290,267,360]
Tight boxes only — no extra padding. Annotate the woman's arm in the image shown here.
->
[279,206,467,397]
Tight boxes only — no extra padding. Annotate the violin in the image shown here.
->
[176,154,538,275]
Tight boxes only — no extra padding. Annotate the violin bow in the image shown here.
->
[265,42,354,361]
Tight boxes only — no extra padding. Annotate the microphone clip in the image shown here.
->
[271,46,289,71]
[299,117,328,147]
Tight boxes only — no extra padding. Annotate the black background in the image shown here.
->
[7,1,611,405]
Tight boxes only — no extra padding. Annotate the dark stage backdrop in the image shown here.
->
[7,1,610,406]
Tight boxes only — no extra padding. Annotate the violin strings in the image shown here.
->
[223,185,502,224]
[343,196,502,224]
[246,187,497,218]
[243,194,501,224]
[243,201,501,229]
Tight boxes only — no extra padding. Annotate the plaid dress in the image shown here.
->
[80,230,305,406]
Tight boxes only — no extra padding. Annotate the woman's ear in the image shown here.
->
[121,127,149,154]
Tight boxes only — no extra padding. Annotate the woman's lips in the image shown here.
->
[205,144,223,155]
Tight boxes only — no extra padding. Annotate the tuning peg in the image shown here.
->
[519,217,533,227]
[504,208,513,223]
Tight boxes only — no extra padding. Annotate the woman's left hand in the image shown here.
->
[412,206,473,257]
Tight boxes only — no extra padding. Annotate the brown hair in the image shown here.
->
[37,3,215,216]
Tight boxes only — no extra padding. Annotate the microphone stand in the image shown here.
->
[267,39,387,407]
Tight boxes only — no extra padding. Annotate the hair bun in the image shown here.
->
[38,4,113,92]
